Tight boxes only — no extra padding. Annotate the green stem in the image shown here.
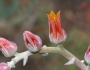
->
[40,45,86,70]
[86,65,90,70]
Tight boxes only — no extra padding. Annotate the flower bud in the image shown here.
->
[0,62,11,70]
[23,31,42,52]
[47,11,67,44]
[84,45,90,64]
[0,38,17,57]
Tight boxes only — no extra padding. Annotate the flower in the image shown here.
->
[23,31,42,52]
[84,45,90,64]
[0,38,17,57]
[47,11,67,44]
[0,62,11,70]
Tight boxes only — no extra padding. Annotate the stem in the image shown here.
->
[86,65,90,70]
[7,45,86,70]
[40,45,86,70]
[8,51,32,68]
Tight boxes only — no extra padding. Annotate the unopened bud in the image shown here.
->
[0,38,17,57]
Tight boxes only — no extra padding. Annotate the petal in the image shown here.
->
[50,11,56,17]
[57,11,60,19]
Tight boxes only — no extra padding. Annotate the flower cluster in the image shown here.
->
[0,11,90,70]
[0,11,67,58]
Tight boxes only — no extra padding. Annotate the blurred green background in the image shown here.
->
[0,0,90,70]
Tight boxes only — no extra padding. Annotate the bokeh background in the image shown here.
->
[0,0,90,70]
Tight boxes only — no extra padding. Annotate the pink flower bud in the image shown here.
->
[0,38,17,57]
[0,62,11,70]
[84,45,90,64]
[47,11,67,44]
[23,31,42,52]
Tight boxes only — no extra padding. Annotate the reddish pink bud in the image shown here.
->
[47,11,67,44]
[0,62,11,70]
[0,38,17,57]
[78,1,87,9]
[23,31,42,52]
[84,45,90,64]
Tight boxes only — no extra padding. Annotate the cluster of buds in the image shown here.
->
[1,11,90,70]
[22,11,67,53]
[0,11,67,70]
[0,11,67,58]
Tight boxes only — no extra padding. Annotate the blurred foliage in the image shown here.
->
[0,0,41,26]
[0,0,18,19]
[63,28,90,59]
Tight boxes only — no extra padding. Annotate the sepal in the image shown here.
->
[64,58,75,65]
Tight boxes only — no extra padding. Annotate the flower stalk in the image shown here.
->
[86,65,90,70]
[7,45,86,70]
[7,51,32,68]
[0,11,88,70]
[40,45,86,70]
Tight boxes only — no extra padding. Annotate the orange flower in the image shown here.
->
[47,11,67,44]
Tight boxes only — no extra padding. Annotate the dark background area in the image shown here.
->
[0,0,90,70]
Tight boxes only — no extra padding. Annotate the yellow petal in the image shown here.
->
[50,11,56,17]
